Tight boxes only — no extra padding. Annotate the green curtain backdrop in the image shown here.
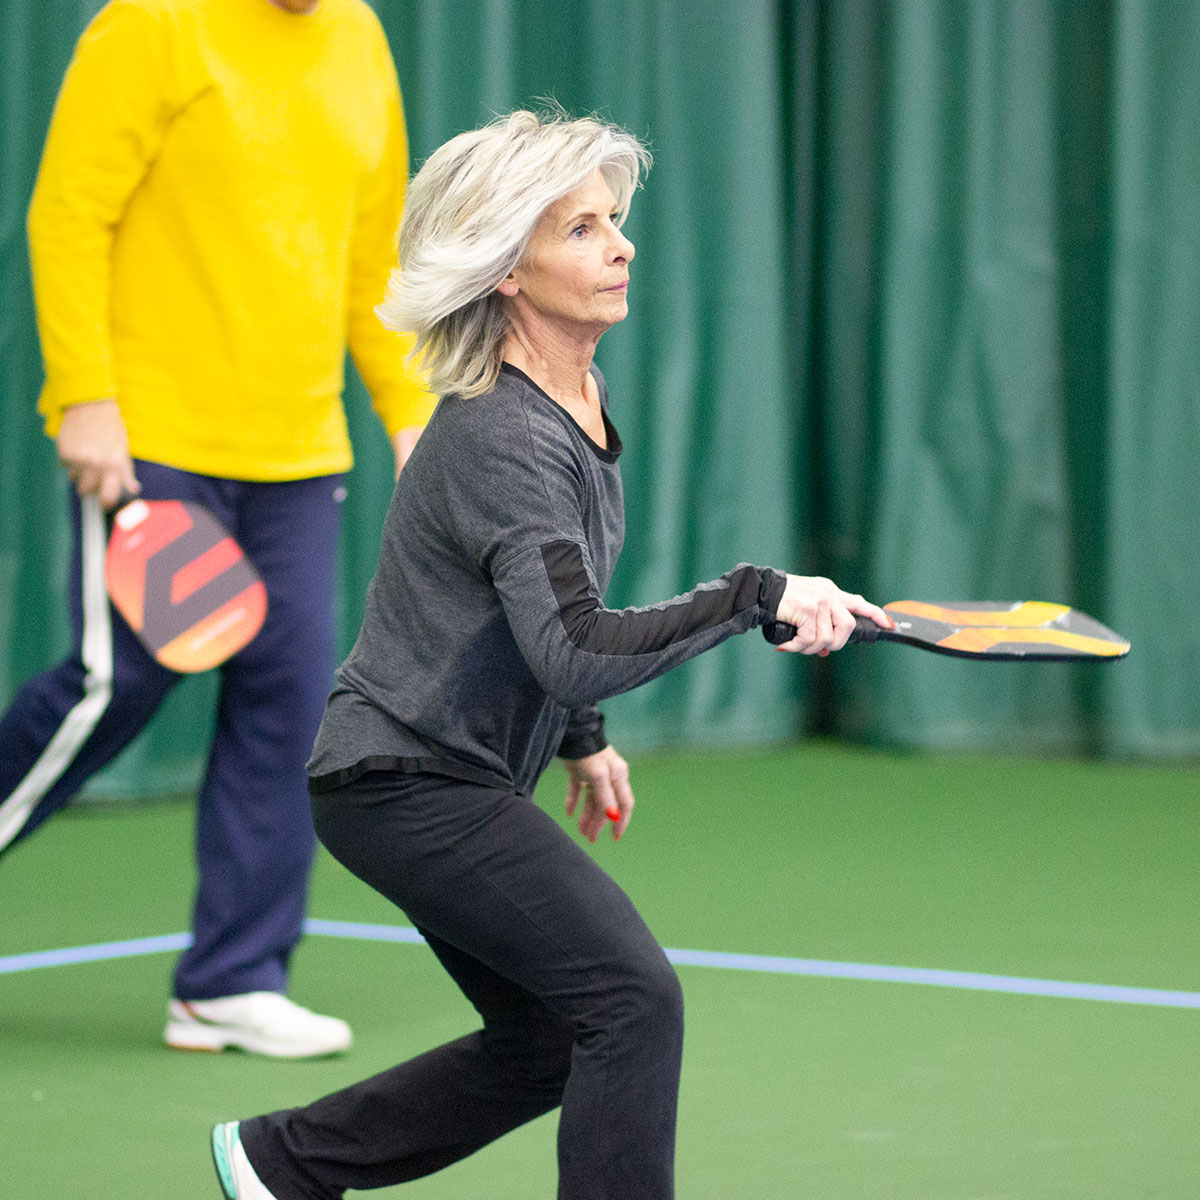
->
[1,1,1197,800]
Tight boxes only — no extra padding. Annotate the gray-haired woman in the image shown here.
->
[211,109,891,1200]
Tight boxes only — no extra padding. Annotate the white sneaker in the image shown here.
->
[211,1122,276,1200]
[166,991,352,1058]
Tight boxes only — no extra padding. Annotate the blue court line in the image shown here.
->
[3,919,1199,1010]
[0,932,191,973]
[304,918,426,944]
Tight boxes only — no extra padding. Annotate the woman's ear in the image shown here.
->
[496,273,520,298]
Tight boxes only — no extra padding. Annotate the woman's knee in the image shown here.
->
[612,949,684,1044]
[646,954,685,1026]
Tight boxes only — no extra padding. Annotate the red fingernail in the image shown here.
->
[606,806,620,822]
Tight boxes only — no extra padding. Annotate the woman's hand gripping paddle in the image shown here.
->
[105,497,267,672]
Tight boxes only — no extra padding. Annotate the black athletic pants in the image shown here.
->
[239,769,683,1199]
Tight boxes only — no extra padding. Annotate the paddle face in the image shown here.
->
[105,499,267,672]
[876,601,1130,660]
[763,600,1130,661]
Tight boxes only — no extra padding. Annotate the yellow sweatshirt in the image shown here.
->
[28,0,433,481]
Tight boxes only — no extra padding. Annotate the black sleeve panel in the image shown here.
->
[541,539,784,656]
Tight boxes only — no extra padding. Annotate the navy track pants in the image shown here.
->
[0,461,345,999]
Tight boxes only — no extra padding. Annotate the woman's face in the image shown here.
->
[501,170,636,340]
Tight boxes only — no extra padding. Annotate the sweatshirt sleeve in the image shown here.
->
[27,1,177,430]
[345,23,436,436]
[492,540,786,708]
[557,706,608,760]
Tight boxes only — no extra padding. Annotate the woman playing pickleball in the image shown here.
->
[211,108,890,1200]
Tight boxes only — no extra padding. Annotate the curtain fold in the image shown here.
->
[2,0,1196,800]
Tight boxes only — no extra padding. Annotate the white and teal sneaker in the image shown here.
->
[211,1122,277,1200]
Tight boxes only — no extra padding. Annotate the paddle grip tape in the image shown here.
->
[762,616,877,646]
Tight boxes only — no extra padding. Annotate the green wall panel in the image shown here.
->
[2,1,1197,799]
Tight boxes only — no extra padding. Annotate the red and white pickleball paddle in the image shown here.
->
[105,497,267,672]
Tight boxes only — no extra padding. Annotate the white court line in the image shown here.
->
[2,919,1198,1010]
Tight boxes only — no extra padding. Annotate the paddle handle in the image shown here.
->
[762,615,880,646]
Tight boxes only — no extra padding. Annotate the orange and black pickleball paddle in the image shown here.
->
[763,601,1130,661]
[105,497,268,672]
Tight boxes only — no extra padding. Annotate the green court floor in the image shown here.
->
[3,741,1198,1198]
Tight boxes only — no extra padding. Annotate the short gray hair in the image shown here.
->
[376,108,652,398]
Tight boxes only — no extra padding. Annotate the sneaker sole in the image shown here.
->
[211,1123,237,1199]
[167,1019,350,1059]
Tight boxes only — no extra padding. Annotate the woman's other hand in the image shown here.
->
[563,745,634,842]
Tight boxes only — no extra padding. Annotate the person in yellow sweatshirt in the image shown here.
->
[0,0,433,1057]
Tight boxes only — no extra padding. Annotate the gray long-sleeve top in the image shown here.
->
[308,364,787,796]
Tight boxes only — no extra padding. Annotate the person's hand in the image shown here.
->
[563,745,634,842]
[773,575,893,656]
[56,398,139,510]
[390,424,425,478]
